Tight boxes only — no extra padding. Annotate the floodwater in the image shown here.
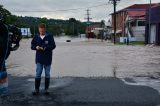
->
[6,37,160,92]
[4,37,160,106]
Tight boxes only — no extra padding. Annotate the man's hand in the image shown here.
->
[36,46,45,51]
[39,47,45,51]
[36,46,40,50]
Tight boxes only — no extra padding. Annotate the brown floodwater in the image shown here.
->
[6,37,160,78]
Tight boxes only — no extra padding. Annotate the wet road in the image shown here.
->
[1,37,160,106]
[1,75,160,106]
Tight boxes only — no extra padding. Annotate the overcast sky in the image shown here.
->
[1,0,160,22]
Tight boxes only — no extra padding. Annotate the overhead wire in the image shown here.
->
[10,3,111,13]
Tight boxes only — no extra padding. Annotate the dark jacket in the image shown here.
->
[0,21,10,71]
[31,33,56,65]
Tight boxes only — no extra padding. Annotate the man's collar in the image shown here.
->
[39,33,48,37]
[39,33,48,36]
[40,34,45,37]
[45,33,49,36]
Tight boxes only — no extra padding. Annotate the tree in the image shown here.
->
[0,6,87,37]
[6,15,18,25]
[0,5,12,22]
[39,17,48,24]
[100,20,105,28]
[69,18,76,23]
[69,18,78,36]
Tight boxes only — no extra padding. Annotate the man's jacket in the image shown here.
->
[31,33,56,65]
[0,21,10,71]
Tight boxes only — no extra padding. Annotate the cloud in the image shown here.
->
[1,0,160,22]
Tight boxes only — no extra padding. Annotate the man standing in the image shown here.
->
[31,23,56,95]
[0,16,21,94]
[0,17,9,94]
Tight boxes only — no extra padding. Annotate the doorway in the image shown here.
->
[150,24,156,44]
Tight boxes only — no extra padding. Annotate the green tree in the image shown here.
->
[0,5,19,25]
[0,5,11,17]
[39,17,48,24]
[69,18,78,36]
[0,5,12,22]
[6,15,18,25]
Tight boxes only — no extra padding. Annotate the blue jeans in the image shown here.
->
[36,63,51,79]
[0,63,8,94]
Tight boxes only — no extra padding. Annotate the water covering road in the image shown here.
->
[1,37,160,106]
[7,37,160,78]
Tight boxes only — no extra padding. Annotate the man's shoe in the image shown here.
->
[45,78,50,90]
[44,89,50,95]
[32,78,41,96]
[32,89,39,96]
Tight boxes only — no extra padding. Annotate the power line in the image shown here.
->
[11,3,110,13]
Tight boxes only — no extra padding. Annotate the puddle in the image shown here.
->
[27,77,74,89]
[122,77,160,94]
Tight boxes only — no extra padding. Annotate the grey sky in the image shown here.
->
[1,0,160,22]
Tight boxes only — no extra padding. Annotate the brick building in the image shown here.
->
[111,4,156,42]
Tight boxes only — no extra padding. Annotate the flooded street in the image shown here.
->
[2,37,160,106]
[2,0,160,105]
[7,37,160,78]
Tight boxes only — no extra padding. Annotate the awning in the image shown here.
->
[127,11,146,20]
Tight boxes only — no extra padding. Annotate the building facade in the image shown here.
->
[111,4,156,42]
[145,4,160,45]
[21,28,32,37]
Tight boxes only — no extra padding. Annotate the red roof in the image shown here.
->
[151,3,160,8]
[126,3,159,19]
[115,3,159,19]
[116,3,158,13]
[124,4,157,10]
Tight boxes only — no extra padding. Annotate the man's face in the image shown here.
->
[39,27,46,35]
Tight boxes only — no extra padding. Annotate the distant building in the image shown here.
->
[145,4,160,45]
[104,20,112,40]
[86,23,101,38]
[111,4,157,42]
[21,28,32,37]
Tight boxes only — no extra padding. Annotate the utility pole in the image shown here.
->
[109,0,120,44]
[85,9,92,26]
[85,9,92,39]
[149,0,151,44]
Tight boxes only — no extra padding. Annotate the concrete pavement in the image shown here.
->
[0,75,160,106]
